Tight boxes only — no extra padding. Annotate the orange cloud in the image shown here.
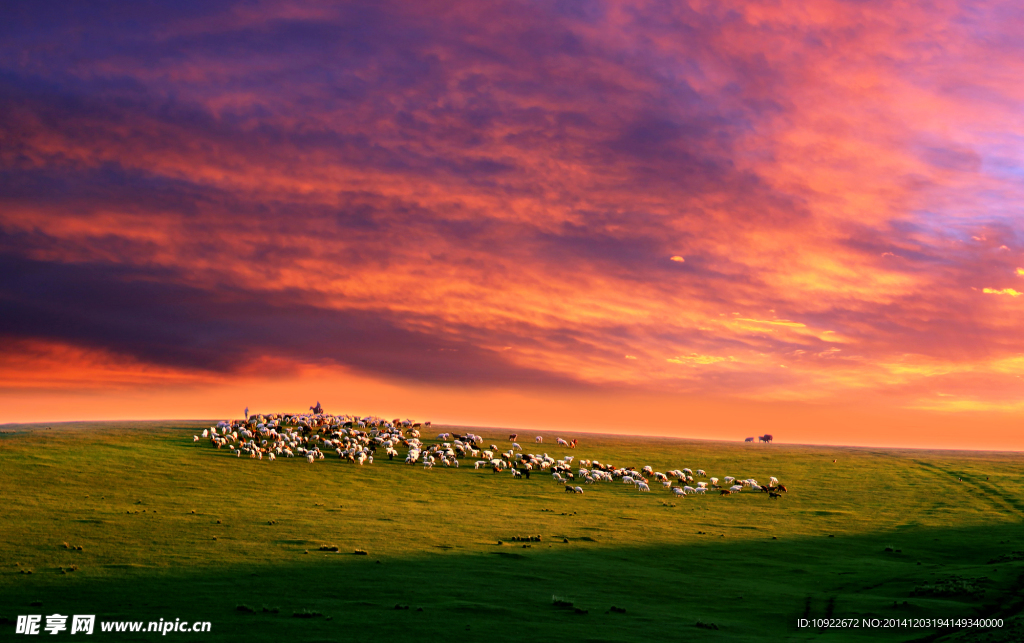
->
[3,0,1024,448]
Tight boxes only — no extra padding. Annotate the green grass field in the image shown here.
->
[1,421,1022,642]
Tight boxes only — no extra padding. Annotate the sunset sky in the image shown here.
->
[3,1,1024,449]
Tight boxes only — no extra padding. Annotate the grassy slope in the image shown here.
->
[0,421,1022,642]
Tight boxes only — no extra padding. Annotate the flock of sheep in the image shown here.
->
[194,411,789,500]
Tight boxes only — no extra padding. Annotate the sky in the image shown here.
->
[2,0,1024,449]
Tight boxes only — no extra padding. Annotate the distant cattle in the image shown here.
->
[759,434,773,443]
[744,437,754,443]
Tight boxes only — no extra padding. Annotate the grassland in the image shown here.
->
[1,421,1022,642]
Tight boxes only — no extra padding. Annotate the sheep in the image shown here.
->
[682,485,696,495]
[268,452,275,461]
[306,453,315,464]
[552,473,564,482]
[637,482,651,492]
[556,438,569,447]
[710,477,719,487]
[535,436,543,443]
[672,487,685,496]
[729,484,743,493]
[573,486,583,494]
[769,476,779,487]
[564,485,575,493]
[512,442,523,451]
[724,476,736,485]
[693,487,707,495]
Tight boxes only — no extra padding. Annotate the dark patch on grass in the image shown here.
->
[988,551,1024,564]
[912,576,989,598]
[491,552,525,559]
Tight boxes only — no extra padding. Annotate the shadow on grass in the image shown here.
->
[2,521,1023,642]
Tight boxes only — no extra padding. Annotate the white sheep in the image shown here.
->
[637,482,651,492]
[573,486,583,494]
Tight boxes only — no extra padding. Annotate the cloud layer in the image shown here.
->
[3,1,1024,443]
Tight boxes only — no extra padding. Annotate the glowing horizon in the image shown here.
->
[3,1,1024,450]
